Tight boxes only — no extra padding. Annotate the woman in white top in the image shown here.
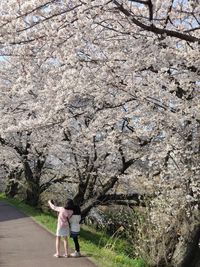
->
[69,204,81,257]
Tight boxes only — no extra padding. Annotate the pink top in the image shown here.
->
[49,202,73,229]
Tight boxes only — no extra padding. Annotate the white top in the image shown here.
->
[69,214,81,232]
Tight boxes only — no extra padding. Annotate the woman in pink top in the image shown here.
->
[48,199,73,258]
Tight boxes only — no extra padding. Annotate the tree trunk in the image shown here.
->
[26,182,40,206]
[23,161,40,206]
[5,169,22,198]
[5,179,19,198]
[172,223,200,267]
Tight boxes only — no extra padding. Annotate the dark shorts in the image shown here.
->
[70,231,80,238]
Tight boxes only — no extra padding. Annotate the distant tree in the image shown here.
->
[0,130,68,206]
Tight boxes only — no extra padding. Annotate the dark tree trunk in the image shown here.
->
[150,210,200,267]
[73,182,88,206]
[172,222,200,267]
[25,184,40,206]
[23,160,41,206]
[5,169,22,198]
[5,180,19,198]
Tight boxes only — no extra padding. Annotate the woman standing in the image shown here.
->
[70,204,81,257]
[48,199,73,258]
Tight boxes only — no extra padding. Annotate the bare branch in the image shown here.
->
[113,0,200,43]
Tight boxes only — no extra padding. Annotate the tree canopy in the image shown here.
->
[0,1,199,266]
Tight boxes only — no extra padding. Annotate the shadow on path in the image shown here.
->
[0,201,27,222]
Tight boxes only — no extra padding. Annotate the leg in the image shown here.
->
[63,236,69,256]
[55,236,61,256]
[73,236,80,252]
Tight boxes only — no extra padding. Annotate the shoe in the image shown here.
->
[53,253,60,258]
[63,254,69,258]
[70,251,81,257]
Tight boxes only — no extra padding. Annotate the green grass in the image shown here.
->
[0,193,148,267]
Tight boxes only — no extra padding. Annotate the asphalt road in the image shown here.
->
[0,201,97,267]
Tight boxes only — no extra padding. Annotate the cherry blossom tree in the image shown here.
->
[0,1,199,266]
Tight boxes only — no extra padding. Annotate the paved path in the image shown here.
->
[0,201,97,267]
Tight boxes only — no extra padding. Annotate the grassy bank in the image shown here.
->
[0,193,147,267]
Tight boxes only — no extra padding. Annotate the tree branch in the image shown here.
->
[40,175,70,193]
[113,0,200,43]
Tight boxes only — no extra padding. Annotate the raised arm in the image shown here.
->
[48,200,61,212]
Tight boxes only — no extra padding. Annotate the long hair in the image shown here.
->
[64,198,74,210]
[73,205,81,215]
